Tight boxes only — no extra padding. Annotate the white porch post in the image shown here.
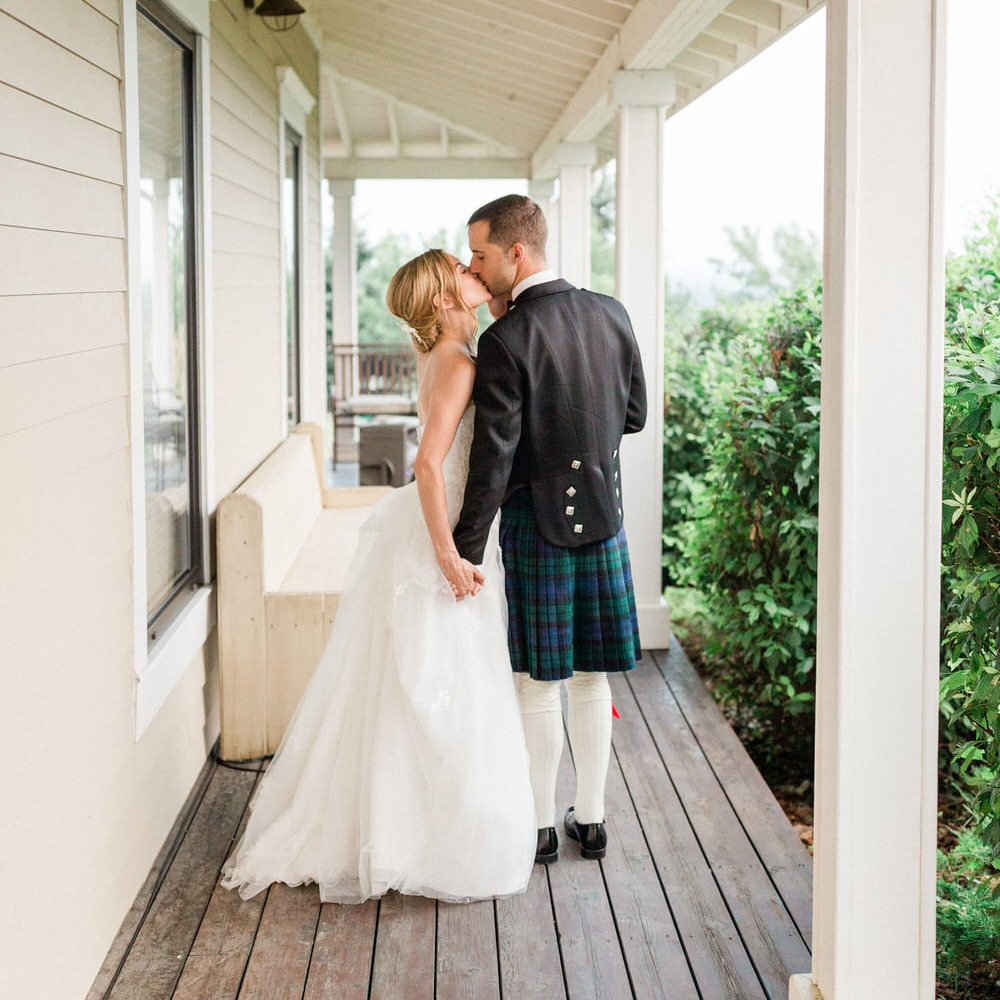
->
[330,178,358,402]
[528,177,559,273]
[791,3,945,1000]
[612,69,675,650]
[555,142,595,288]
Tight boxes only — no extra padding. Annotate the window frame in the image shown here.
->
[282,120,304,428]
[124,0,217,739]
[137,0,205,643]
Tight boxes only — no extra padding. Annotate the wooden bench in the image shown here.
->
[217,422,390,761]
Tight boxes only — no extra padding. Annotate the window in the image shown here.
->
[137,0,203,643]
[283,122,303,426]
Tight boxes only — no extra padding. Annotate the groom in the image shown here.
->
[453,194,647,863]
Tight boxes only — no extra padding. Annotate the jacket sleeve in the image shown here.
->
[453,329,523,564]
[623,308,647,435]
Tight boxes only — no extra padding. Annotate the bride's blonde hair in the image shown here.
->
[385,249,478,354]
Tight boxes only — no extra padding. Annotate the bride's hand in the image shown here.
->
[438,551,484,600]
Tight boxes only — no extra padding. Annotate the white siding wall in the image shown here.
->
[211,0,323,497]
[0,1,322,997]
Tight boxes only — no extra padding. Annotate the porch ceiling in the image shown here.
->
[312,0,823,180]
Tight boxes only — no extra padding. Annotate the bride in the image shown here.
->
[220,250,537,904]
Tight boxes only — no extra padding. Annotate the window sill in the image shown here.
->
[135,583,216,740]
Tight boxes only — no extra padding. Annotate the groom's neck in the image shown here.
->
[511,259,549,289]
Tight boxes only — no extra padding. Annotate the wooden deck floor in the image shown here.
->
[88,641,812,1000]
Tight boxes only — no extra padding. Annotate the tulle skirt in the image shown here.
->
[220,481,537,904]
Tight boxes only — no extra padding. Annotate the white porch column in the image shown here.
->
[791,4,945,1000]
[612,69,675,649]
[555,142,595,288]
[528,177,559,273]
[330,178,358,401]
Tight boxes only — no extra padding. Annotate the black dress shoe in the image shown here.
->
[535,826,558,864]
[564,807,607,859]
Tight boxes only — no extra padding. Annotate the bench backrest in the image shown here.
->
[232,431,322,592]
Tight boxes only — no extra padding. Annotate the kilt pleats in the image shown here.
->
[499,488,642,682]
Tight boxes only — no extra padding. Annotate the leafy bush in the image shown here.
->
[675,287,822,766]
[662,308,755,584]
[936,830,1000,993]
[940,211,1000,854]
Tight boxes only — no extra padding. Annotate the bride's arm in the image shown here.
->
[413,345,483,599]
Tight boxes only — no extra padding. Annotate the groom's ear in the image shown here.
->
[511,241,525,263]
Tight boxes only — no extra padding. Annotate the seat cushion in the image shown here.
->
[277,506,373,595]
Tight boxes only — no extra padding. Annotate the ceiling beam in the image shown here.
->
[324,157,531,180]
[322,70,352,159]
[530,0,732,177]
[386,101,400,157]
[322,66,527,157]
[672,49,721,80]
[702,11,759,46]
[726,0,783,30]
[687,31,738,65]
[325,140,511,160]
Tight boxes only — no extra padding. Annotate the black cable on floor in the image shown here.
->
[211,744,273,772]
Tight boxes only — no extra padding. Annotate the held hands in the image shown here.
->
[437,550,485,601]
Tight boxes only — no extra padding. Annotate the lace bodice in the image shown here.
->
[441,405,474,505]
[416,404,475,514]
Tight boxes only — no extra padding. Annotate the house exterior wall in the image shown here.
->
[211,0,324,496]
[0,2,322,997]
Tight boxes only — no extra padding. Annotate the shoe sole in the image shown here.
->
[535,850,559,865]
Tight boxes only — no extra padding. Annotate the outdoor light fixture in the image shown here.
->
[244,0,306,31]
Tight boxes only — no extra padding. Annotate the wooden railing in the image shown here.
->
[332,343,418,407]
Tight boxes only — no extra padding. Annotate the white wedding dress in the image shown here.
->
[220,406,536,904]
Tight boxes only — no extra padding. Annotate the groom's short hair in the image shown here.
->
[468,194,547,259]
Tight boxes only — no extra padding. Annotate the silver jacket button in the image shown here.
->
[573,523,584,534]
[571,460,581,470]
[566,486,576,497]
[565,505,575,515]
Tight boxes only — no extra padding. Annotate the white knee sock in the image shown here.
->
[566,672,613,825]
[515,674,563,829]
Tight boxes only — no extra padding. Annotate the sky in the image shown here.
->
[328,0,1000,302]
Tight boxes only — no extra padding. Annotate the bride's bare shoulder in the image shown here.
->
[424,340,476,382]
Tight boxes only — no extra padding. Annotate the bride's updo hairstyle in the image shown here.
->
[385,248,478,354]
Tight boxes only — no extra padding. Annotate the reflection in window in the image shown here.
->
[137,3,201,637]
[284,123,302,425]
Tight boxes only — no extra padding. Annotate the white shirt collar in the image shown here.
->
[511,268,558,302]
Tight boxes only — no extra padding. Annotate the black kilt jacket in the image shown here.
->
[453,278,647,565]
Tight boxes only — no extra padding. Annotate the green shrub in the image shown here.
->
[662,308,756,584]
[936,830,1000,992]
[940,211,1000,854]
[676,287,822,760]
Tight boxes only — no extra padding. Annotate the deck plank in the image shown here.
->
[237,882,320,1000]
[626,660,812,996]
[105,765,258,1000]
[369,892,436,1000]
[86,756,218,1000]
[495,864,566,999]
[173,773,266,1000]
[610,665,768,1000]
[652,642,814,944]
[91,648,812,1000]
[550,746,634,1000]
[602,742,701,999]
[436,899,501,1000]
[302,900,377,1000]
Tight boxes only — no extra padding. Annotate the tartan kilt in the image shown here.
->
[499,488,642,682]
